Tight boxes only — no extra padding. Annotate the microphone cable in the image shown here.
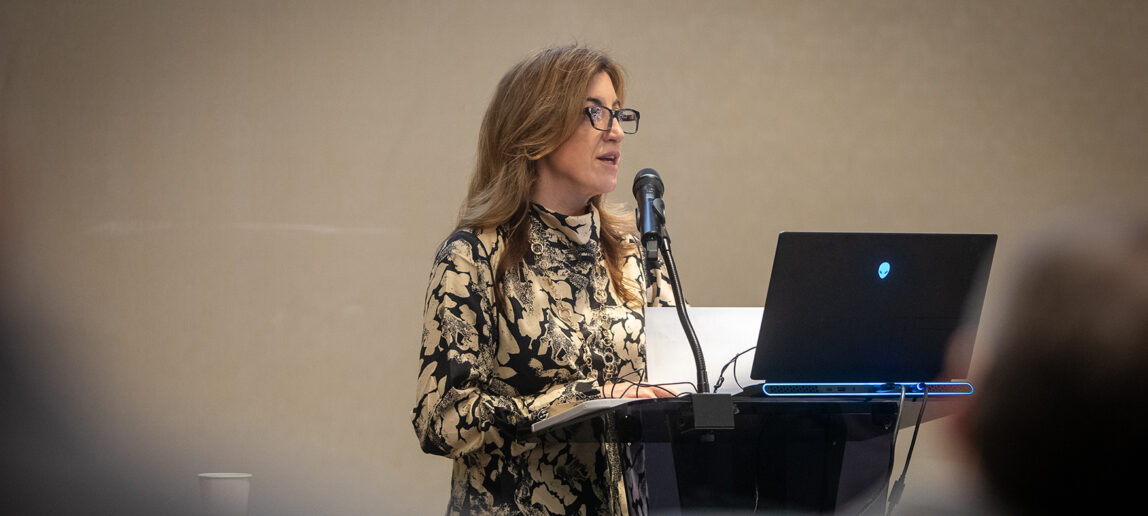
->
[713,345,757,392]
[604,376,697,399]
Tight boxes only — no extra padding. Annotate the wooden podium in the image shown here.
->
[535,395,910,515]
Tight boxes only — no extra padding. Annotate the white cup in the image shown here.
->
[198,473,252,516]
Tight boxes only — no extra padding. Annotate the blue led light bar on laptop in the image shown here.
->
[753,381,974,397]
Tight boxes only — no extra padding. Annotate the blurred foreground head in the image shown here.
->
[970,212,1148,515]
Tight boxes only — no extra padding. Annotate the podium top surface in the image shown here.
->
[530,394,954,435]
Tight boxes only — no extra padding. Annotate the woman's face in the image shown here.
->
[533,71,625,215]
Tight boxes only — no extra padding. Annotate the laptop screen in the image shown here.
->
[749,232,996,384]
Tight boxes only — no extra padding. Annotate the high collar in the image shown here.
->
[531,202,599,246]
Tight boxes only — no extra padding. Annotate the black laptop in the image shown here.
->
[744,232,996,397]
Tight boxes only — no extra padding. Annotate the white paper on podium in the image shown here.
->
[644,306,763,394]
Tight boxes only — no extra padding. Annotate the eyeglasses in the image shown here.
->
[584,105,640,134]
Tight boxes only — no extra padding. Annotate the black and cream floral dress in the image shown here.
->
[413,203,674,515]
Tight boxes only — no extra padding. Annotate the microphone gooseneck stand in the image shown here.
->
[635,168,729,430]
[650,218,710,394]
[648,201,734,431]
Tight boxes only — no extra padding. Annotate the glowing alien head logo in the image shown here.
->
[878,261,891,279]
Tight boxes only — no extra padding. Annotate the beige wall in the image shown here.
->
[2,1,1146,514]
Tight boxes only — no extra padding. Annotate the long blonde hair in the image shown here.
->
[458,46,642,309]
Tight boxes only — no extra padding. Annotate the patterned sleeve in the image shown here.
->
[412,235,599,459]
[646,265,676,307]
[633,235,675,307]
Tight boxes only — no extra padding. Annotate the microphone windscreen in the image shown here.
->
[632,168,664,197]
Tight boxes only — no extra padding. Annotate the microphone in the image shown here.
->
[633,168,665,272]
[630,168,712,395]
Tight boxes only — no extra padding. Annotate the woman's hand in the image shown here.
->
[601,381,677,399]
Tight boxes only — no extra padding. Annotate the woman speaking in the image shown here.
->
[412,46,674,514]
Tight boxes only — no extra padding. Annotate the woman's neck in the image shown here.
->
[530,192,591,216]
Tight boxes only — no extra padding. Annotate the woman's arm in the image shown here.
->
[412,235,601,459]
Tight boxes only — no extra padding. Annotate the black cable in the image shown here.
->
[650,381,697,395]
[886,389,929,516]
[855,385,907,515]
[734,370,744,390]
[713,345,756,392]
[600,371,642,398]
[732,349,750,390]
[604,377,697,399]
[618,378,638,399]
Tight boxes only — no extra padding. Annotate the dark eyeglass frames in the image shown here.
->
[584,105,640,134]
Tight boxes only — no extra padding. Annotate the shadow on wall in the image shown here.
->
[0,275,203,514]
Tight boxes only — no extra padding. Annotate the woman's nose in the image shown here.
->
[607,116,625,141]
